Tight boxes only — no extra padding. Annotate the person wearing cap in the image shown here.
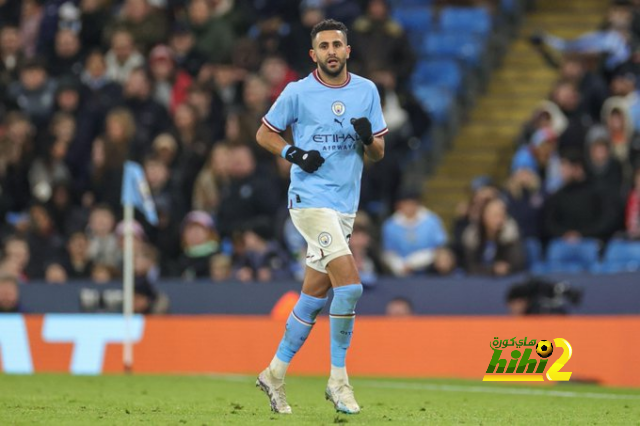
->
[381,188,447,277]
[173,210,220,280]
[148,44,192,114]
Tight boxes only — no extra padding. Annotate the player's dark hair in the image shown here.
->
[310,19,348,45]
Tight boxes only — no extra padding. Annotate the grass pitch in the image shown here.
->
[1,374,640,425]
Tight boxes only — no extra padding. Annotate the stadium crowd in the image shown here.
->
[1,0,639,303]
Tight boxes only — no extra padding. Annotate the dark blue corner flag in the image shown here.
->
[121,161,158,225]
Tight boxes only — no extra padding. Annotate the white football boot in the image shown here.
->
[256,368,292,414]
[325,380,360,414]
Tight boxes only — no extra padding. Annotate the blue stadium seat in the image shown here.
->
[546,238,600,270]
[597,239,640,273]
[412,59,462,93]
[392,7,433,33]
[439,6,493,37]
[413,86,454,124]
[422,32,483,67]
[524,238,543,267]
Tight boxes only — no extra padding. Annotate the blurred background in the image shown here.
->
[0,0,639,319]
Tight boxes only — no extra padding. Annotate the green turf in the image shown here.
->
[1,374,639,425]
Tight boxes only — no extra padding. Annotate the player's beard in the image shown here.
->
[319,58,346,78]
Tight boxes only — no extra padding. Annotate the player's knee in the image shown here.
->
[331,284,363,314]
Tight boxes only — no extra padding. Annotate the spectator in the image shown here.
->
[168,21,207,78]
[426,247,458,276]
[452,178,501,252]
[25,204,65,279]
[585,126,624,194]
[543,150,620,241]
[601,98,635,168]
[151,133,179,168]
[210,253,232,282]
[259,54,298,104]
[133,242,169,314]
[0,25,25,98]
[19,0,44,59]
[233,218,291,283]
[91,262,116,284]
[550,81,592,152]
[44,263,68,284]
[350,0,415,84]
[0,274,20,313]
[86,204,120,268]
[385,297,413,316]
[0,112,36,213]
[171,102,213,212]
[148,44,193,114]
[28,112,74,203]
[349,211,385,285]
[123,67,170,160]
[504,168,545,239]
[48,28,84,79]
[1,236,30,282]
[382,190,447,276]
[461,198,526,276]
[79,0,111,53]
[625,168,640,239]
[216,144,279,237]
[105,0,167,54]
[511,128,563,194]
[61,231,93,279]
[7,58,57,126]
[173,210,220,280]
[192,143,230,212]
[105,29,145,84]
[187,0,235,64]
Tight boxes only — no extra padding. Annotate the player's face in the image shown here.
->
[310,30,351,78]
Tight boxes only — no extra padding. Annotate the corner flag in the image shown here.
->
[121,161,158,225]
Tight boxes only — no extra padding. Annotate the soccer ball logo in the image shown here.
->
[536,340,554,358]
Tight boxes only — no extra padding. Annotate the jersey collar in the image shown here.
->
[313,69,351,88]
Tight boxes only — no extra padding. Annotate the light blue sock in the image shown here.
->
[329,284,363,368]
[275,292,328,363]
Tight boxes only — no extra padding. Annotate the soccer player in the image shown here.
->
[255,19,387,415]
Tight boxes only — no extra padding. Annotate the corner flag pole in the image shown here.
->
[123,203,135,373]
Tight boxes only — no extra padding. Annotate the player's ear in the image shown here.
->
[309,49,317,63]
[346,45,351,59]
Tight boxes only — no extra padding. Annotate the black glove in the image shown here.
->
[351,117,373,145]
[284,146,325,173]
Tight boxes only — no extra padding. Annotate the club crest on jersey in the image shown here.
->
[331,101,345,116]
[318,232,332,247]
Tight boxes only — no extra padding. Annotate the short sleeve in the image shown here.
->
[368,83,389,137]
[262,83,296,133]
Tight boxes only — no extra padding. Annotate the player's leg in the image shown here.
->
[322,217,363,414]
[269,266,331,378]
[257,209,333,414]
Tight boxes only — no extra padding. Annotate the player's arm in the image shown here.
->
[351,118,385,162]
[256,124,325,173]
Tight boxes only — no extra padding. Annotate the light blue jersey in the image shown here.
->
[263,70,388,214]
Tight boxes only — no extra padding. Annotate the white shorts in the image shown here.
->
[289,208,356,273]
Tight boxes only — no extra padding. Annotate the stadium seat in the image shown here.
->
[412,59,462,93]
[524,238,543,267]
[439,6,493,37]
[593,239,640,273]
[422,32,483,67]
[546,238,600,270]
[532,261,584,275]
[391,7,433,34]
[412,86,455,124]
